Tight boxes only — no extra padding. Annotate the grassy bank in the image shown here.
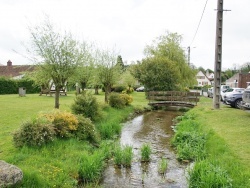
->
[0,91,148,187]
[1,92,249,187]
[173,96,250,187]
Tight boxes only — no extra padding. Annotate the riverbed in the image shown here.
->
[101,110,188,188]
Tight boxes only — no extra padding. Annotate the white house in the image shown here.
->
[196,71,212,86]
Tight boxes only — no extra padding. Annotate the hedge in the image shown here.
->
[0,77,40,94]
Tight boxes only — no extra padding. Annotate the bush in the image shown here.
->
[122,87,134,94]
[71,92,101,121]
[109,92,133,109]
[113,85,126,93]
[119,93,133,105]
[13,118,55,147]
[109,92,126,109]
[75,115,100,143]
[41,110,78,138]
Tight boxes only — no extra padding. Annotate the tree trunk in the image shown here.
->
[104,85,108,103]
[94,86,99,95]
[55,88,60,109]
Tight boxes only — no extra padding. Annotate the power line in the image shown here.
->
[189,0,209,46]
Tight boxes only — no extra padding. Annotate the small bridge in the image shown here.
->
[147,91,200,108]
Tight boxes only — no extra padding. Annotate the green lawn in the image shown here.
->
[0,92,249,187]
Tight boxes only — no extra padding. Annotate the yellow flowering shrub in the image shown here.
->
[40,110,78,138]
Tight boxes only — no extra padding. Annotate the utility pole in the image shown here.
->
[213,0,224,109]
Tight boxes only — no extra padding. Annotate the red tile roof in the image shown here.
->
[0,60,35,78]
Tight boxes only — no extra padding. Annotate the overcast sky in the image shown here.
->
[1,0,250,70]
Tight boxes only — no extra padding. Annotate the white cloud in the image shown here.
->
[0,0,250,70]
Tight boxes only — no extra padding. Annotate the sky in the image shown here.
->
[0,0,250,70]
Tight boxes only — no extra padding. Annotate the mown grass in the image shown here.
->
[1,92,249,187]
[0,91,148,187]
[173,96,250,187]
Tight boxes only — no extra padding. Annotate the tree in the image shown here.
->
[96,49,120,102]
[131,56,180,91]
[69,41,95,93]
[133,32,196,91]
[116,55,125,72]
[28,19,82,108]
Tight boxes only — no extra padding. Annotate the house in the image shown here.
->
[196,70,212,87]
[0,60,35,79]
[225,72,250,88]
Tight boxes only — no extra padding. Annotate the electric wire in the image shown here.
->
[189,0,209,46]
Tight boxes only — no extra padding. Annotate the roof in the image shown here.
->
[0,60,35,78]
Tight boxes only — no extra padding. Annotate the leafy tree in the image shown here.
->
[240,62,250,73]
[27,19,82,108]
[133,32,196,91]
[96,49,120,102]
[131,56,180,91]
[116,55,125,72]
[69,42,95,93]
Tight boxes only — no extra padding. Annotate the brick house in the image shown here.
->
[226,72,250,88]
[0,60,35,79]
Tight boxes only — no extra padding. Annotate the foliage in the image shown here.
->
[27,18,83,108]
[114,145,133,167]
[131,56,180,91]
[96,48,121,102]
[0,77,40,94]
[78,151,105,184]
[109,92,126,109]
[171,117,206,161]
[188,159,232,188]
[71,91,101,121]
[113,85,126,93]
[158,158,168,174]
[119,93,133,105]
[41,110,78,138]
[75,115,100,143]
[140,143,151,162]
[13,118,55,147]
[132,32,196,91]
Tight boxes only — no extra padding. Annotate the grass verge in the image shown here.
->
[172,96,250,187]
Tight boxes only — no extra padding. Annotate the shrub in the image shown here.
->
[140,143,151,162]
[122,87,134,94]
[41,110,78,138]
[113,85,126,93]
[119,93,133,105]
[13,118,55,147]
[71,92,101,121]
[109,92,126,109]
[75,115,100,143]
[188,160,232,188]
[78,151,104,184]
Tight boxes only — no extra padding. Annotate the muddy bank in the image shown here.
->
[101,111,188,188]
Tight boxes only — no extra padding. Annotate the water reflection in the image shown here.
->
[102,111,187,188]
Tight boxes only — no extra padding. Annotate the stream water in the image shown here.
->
[101,110,188,188]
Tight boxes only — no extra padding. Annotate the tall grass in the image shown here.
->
[114,145,133,167]
[158,158,168,174]
[140,143,151,162]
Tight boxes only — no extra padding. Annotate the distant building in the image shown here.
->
[226,72,250,88]
[196,70,212,87]
[0,60,35,79]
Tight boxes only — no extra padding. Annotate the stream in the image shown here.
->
[101,110,188,188]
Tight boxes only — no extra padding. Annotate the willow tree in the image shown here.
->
[139,32,196,90]
[28,19,82,108]
[96,49,120,103]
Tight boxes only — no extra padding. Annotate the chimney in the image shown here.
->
[7,60,12,66]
